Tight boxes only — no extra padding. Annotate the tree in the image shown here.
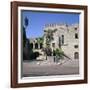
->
[46,29,53,45]
[23,17,29,47]
[23,26,26,47]
[45,29,57,46]
[23,17,30,60]
[36,37,44,44]
[42,47,52,60]
[43,29,57,60]
[24,17,29,28]
[55,48,64,59]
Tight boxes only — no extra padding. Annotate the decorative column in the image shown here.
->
[38,43,40,49]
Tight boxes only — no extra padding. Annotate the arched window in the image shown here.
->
[40,43,43,49]
[62,35,64,44]
[75,33,78,39]
[52,43,55,48]
[74,52,79,59]
[75,27,77,30]
[35,43,38,49]
[74,45,78,48]
[59,37,61,48]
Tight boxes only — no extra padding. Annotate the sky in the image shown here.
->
[22,10,79,38]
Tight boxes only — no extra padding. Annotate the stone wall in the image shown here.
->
[43,23,79,60]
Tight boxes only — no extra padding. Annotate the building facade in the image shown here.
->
[29,23,79,60]
[43,23,79,60]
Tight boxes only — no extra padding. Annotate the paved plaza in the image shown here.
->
[22,57,79,77]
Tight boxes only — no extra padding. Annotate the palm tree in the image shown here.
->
[44,29,57,59]
[36,37,44,44]
[45,29,57,46]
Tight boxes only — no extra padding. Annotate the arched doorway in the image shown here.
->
[30,43,33,49]
[35,43,38,49]
[40,43,43,49]
[74,52,79,59]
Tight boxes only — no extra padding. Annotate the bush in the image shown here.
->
[54,48,64,59]
[34,52,40,58]
[29,52,39,60]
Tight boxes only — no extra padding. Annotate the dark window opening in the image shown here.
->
[75,27,77,30]
[74,45,78,48]
[40,43,43,49]
[74,52,79,59]
[52,43,55,48]
[35,43,38,49]
[59,37,61,48]
[62,35,64,44]
[75,33,78,39]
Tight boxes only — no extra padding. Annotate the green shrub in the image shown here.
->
[55,48,64,59]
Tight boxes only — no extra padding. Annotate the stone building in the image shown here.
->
[29,23,79,60]
[29,38,43,50]
[29,38,44,54]
[43,23,79,60]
